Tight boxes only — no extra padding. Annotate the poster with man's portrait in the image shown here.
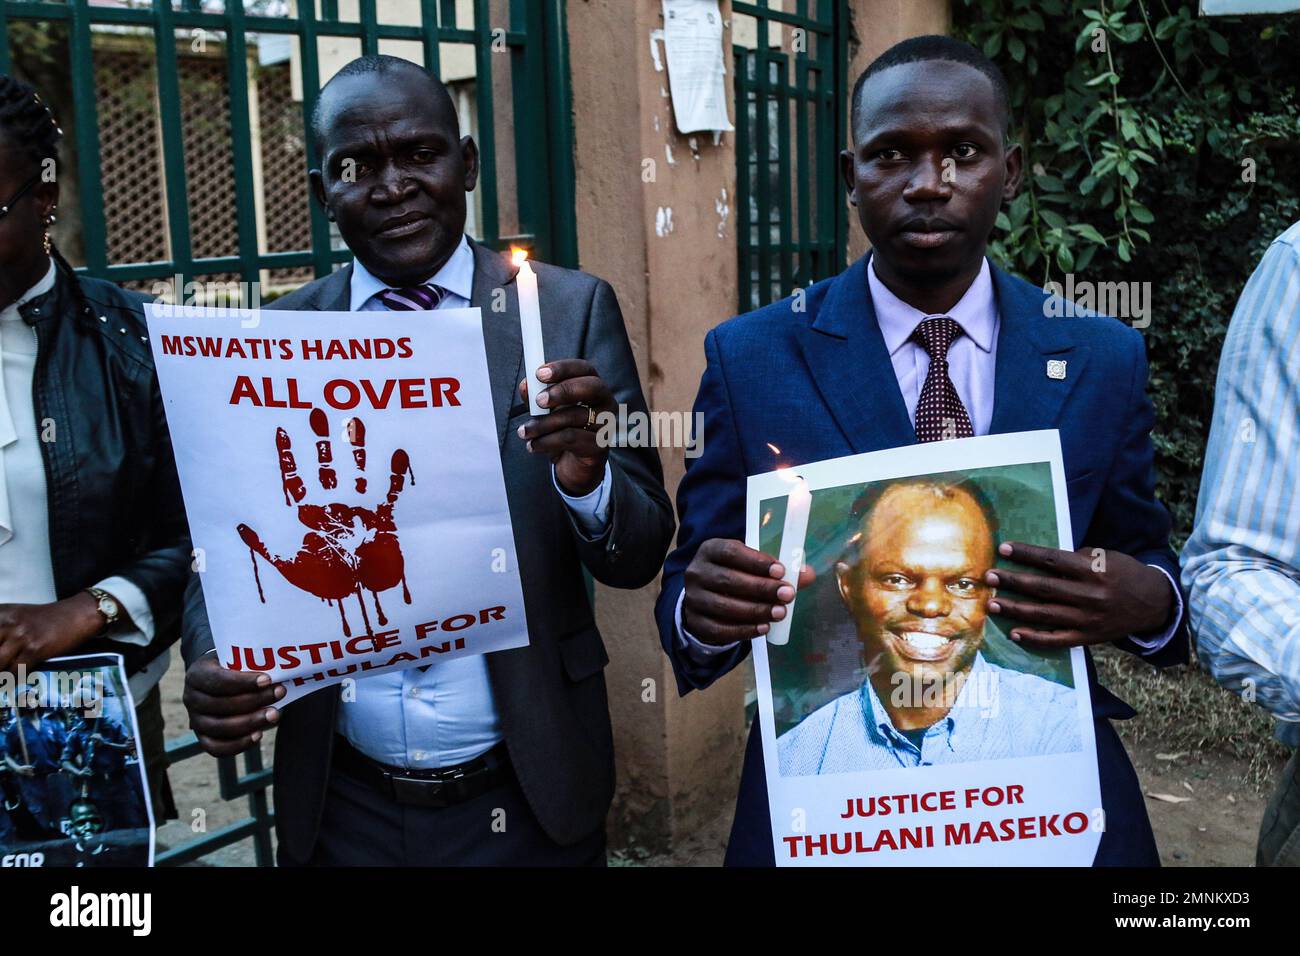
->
[748,431,1102,866]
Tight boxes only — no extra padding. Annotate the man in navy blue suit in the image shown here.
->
[655,35,1188,867]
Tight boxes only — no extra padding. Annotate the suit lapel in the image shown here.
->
[468,240,522,448]
[795,255,915,454]
[315,264,353,312]
[986,264,1090,435]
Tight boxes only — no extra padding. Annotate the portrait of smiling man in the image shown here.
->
[777,476,1080,777]
[179,54,674,866]
[657,34,1187,867]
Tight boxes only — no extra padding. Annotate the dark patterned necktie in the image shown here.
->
[911,316,974,442]
[377,284,447,311]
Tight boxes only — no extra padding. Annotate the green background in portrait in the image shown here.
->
[760,461,1073,737]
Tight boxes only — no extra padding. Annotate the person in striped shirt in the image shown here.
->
[1182,220,1300,867]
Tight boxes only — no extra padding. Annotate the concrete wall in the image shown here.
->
[567,0,747,854]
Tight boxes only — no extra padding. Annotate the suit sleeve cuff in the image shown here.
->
[1127,564,1184,654]
[674,589,742,660]
[553,462,613,539]
[94,576,155,647]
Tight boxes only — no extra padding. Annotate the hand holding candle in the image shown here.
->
[679,536,816,646]
[510,249,619,497]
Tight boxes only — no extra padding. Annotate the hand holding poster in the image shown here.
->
[749,431,1103,865]
[146,304,528,704]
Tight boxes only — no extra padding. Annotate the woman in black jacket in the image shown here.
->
[0,73,190,824]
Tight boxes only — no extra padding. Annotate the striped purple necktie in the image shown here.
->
[377,284,447,311]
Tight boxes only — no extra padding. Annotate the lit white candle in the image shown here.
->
[768,474,811,646]
[513,249,548,416]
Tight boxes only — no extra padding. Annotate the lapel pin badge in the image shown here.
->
[1046,359,1068,381]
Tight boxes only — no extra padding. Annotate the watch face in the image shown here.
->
[99,596,120,618]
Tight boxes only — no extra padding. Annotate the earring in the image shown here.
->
[43,215,54,255]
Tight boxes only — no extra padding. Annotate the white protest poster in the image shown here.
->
[1,653,154,868]
[749,431,1103,866]
[661,0,734,134]
[146,304,528,704]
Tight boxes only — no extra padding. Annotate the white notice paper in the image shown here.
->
[662,0,734,134]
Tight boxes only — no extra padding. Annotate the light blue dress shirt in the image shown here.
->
[338,236,612,768]
[1182,221,1300,747]
[776,651,1082,775]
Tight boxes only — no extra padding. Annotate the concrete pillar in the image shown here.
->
[567,0,746,855]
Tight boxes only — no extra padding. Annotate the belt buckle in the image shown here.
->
[390,764,469,808]
[391,774,450,808]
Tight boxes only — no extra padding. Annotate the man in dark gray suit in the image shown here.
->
[180,55,673,865]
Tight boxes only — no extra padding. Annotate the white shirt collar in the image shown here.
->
[0,258,57,322]
[868,256,997,356]
[348,235,474,311]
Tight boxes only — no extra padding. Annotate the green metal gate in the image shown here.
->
[733,0,848,311]
[0,0,577,291]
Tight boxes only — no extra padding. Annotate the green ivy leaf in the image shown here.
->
[1057,244,1076,272]
[1040,209,1069,231]
[1070,223,1107,244]
[1075,243,1099,272]
[1118,23,1144,43]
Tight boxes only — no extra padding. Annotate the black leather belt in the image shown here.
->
[332,735,511,809]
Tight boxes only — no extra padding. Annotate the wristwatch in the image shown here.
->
[86,587,122,632]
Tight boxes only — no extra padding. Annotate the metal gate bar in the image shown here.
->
[733,0,847,311]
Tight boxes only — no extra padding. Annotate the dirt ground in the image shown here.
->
[1125,740,1269,867]
[153,652,1276,867]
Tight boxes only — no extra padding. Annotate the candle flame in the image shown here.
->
[511,248,529,267]
[766,442,781,455]
[762,510,772,527]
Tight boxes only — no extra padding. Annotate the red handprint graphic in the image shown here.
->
[238,407,415,638]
